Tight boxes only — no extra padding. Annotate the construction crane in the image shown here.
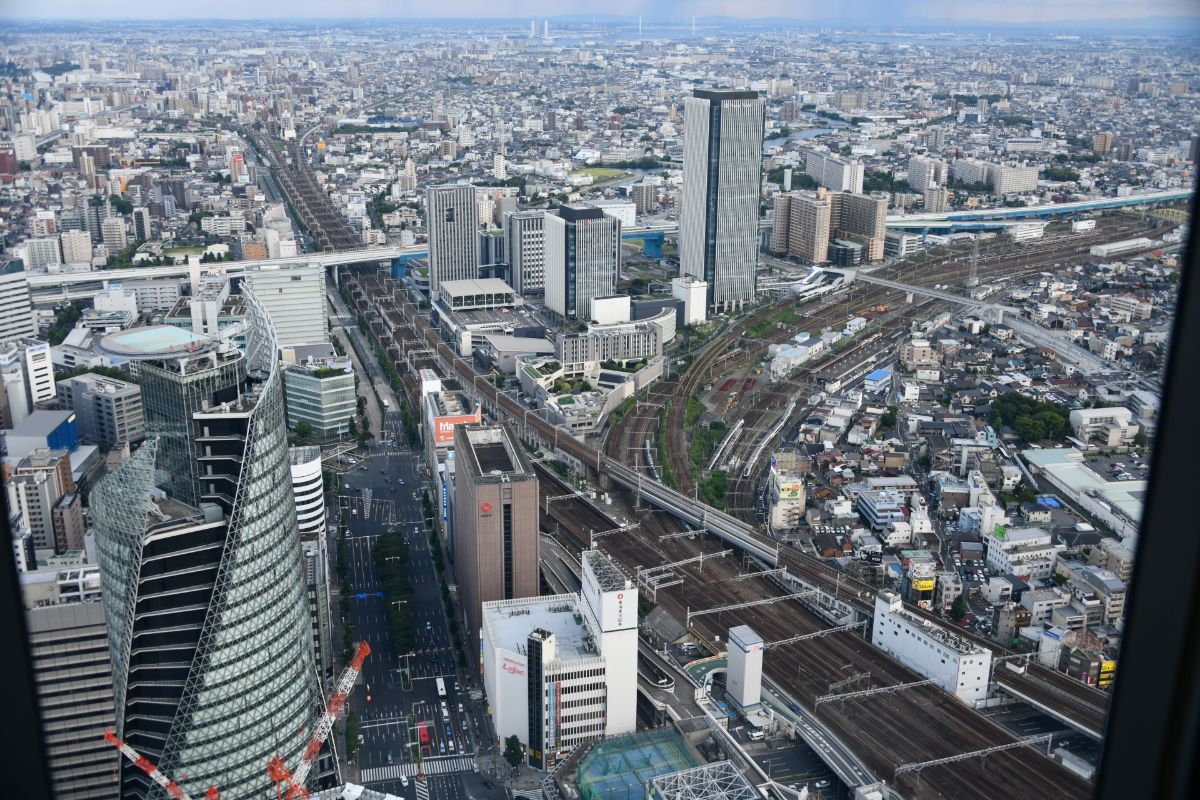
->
[103,729,219,800]
[268,641,372,800]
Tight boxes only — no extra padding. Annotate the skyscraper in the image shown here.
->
[426,183,481,300]
[680,88,765,312]
[453,423,539,651]
[505,210,546,296]
[544,205,621,320]
[90,289,319,799]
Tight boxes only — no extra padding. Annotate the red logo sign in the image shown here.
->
[480,501,493,513]
[617,593,624,600]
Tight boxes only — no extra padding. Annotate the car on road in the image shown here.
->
[400,775,408,787]
[816,779,831,789]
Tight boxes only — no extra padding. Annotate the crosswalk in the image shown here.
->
[414,780,429,800]
[512,790,544,800]
[360,756,478,783]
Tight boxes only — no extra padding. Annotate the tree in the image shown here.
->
[950,594,968,622]
[344,711,362,761]
[1132,431,1148,447]
[295,420,313,439]
[503,735,525,769]
[348,418,358,437]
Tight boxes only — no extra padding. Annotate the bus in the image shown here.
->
[436,678,447,698]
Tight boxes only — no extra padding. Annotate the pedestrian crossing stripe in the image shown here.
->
[414,782,430,800]
[360,756,478,783]
[512,791,544,800]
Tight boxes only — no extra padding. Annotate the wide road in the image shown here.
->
[339,415,506,800]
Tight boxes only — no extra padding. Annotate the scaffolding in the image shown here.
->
[648,760,760,800]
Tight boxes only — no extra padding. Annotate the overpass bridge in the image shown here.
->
[887,189,1192,230]
[28,222,686,303]
[852,272,1122,376]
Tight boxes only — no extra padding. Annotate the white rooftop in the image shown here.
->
[482,594,596,659]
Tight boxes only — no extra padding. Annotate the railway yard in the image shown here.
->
[534,463,1091,800]
[279,136,1146,798]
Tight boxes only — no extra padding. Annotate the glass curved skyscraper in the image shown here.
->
[91,288,320,799]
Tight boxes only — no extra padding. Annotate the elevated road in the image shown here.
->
[853,273,1121,376]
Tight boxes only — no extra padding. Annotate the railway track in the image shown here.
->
[533,464,1089,800]
[263,126,1119,794]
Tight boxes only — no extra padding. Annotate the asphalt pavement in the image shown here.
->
[336,413,509,800]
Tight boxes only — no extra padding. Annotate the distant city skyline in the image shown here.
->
[4,0,1199,24]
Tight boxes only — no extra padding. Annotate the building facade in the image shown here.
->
[0,261,37,343]
[544,205,620,321]
[56,372,144,449]
[21,581,118,800]
[505,210,546,296]
[872,592,992,704]
[89,291,319,800]
[283,356,356,438]
[452,424,540,649]
[243,263,328,347]
[680,89,764,312]
[427,183,482,300]
[771,190,831,264]
[481,550,637,771]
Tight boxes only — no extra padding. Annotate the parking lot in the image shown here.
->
[1082,450,1151,482]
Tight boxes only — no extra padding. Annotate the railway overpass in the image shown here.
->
[852,272,1122,376]
[343,274,1108,745]
[26,222,680,303]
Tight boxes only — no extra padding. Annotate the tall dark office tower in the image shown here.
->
[543,204,620,321]
[90,289,319,799]
[426,183,481,300]
[679,88,765,312]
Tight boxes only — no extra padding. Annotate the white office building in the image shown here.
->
[671,276,708,326]
[872,592,992,705]
[427,184,481,300]
[680,89,764,313]
[0,262,37,343]
[983,526,1060,580]
[481,549,637,771]
[505,211,546,296]
[243,263,327,347]
[289,446,326,540]
[727,625,764,712]
[544,205,620,321]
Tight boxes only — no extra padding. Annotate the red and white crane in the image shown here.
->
[268,640,372,800]
[103,729,219,800]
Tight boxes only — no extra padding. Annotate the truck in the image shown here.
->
[381,398,391,410]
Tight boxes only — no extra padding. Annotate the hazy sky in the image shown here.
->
[3,0,1198,23]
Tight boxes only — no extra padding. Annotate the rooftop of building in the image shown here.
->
[888,600,989,656]
[575,728,700,800]
[7,410,74,438]
[584,549,630,592]
[440,277,516,298]
[461,424,528,478]
[289,445,322,466]
[98,324,219,358]
[559,203,606,222]
[482,593,595,660]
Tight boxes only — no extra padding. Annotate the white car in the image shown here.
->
[400,775,409,787]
